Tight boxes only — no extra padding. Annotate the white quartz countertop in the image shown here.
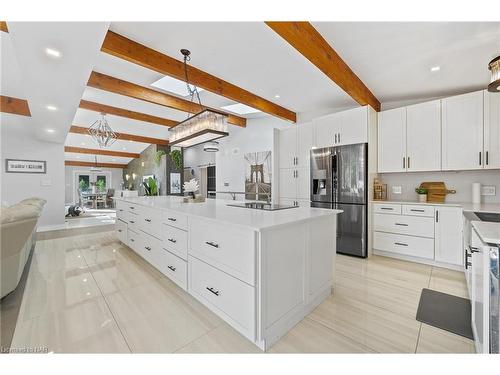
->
[371,200,500,213]
[115,196,342,231]
[472,221,500,245]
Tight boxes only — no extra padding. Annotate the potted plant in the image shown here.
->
[170,149,183,171]
[155,150,167,166]
[143,177,158,196]
[415,187,428,203]
[96,179,106,192]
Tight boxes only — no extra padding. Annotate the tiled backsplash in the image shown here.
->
[379,170,500,203]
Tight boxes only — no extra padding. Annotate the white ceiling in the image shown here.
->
[64,151,133,165]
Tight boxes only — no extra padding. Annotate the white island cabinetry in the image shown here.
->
[114,196,341,350]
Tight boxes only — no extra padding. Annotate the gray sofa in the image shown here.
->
[1,197,46,299]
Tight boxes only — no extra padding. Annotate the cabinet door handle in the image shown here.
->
[334,134,337,143]
[167,265,176,272]
[479,151,482,166]
[167,217,177,222]
[394,242,408,247]
[403,157,405,169]
[144,218,151,222]
[167,238,177,243]
[380,207,393,211]
[435,211,439,223]
[206,286,220,296]
[395,223,408,226]
[410,209,425,212]
[338,133,340,143]
[117,229,122,232]
[129,206,135,210]
[129,220,135,224]
[205,241,219,248]
[486,151,489,165]
[144,246,151,251]
[130,238,135,242]
[407,157,410,169]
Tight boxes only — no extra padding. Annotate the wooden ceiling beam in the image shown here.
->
[265,22,381,112]
[69,125,169,146]
[0,95,31,117]
[87,71,246,127]
[101,30,296,123]
[65,160,127,169]
[0,22,8,33]
[79,99,178,127]
[64,146,140,159]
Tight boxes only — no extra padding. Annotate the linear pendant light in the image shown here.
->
[488,56,500,92]
[168,49,228,148]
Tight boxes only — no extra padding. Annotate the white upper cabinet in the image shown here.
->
[484,90,500,169]
[313,112,341,149]
[278,127,297,169]
[442,91,484,171]
[378,107,407,173]
[406,100,441,172]
[340,106,368,145]
[297,122,314,169]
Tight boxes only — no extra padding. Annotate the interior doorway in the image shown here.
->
[73,170,112,206]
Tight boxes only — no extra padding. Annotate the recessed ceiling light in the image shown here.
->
[46,128,55,133]
[46,105,57,111]
[151,75,204,97]
[430,66,440,72]
[45,48,62,58]
[274,94,280,99]
[76,156,80,159]
[122,147,127,150]
[81,142,86,146]
[220,103,261,115]
[112,159,116,162]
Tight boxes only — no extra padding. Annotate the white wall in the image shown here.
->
[215,116,289,200]
[183,143,215,181]
[1,118,65,228]
[379,170,500,203]
[64,165,124,204]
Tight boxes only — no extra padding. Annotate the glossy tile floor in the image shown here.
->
[9,231,475,353]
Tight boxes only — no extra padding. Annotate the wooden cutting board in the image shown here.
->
[418,182,456,203]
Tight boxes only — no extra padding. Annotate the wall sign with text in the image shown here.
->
[5,159,47,174]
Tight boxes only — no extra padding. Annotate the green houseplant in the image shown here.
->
[154,150,167,166]
[95,179,106,192]
[79,179,89,192]
[170,149,183,170]
[143,177,158,196]
[415,187,428,203]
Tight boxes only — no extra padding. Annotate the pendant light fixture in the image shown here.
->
[168,49,228,148]
[88,112,117,148]
[488,56,500,92]
[203,141,220,152]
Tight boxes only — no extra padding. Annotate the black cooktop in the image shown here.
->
[474,212,500,223]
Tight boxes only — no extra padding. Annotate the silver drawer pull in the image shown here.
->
[205,241,219,248]
[380,207,393,210]
[168,238,177,243]
[144,246,151,251]
[167,265,176,272]
[394,242,408,247]
[130,238,135,242]
[117,229,122,232]
[167,217,177,222]
[145,218,152,222]
[129,220,135,224]
[410,209,425,212]
[395,223,408,226]
[129,206,135,209]
[206,286,220,296]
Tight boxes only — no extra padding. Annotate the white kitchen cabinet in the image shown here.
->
[434,206,463,266]
[406,100,441,171]
[313,112,341,148]
[442,91,484,170]
[278,169,297,199]
[296,168,310,200]
[484,90,500,169]
[297,122,314,169]
[377,107,406,173]
[340,106,369,146]
[278,127,297,169]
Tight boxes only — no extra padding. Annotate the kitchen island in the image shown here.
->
[114,196,342,351]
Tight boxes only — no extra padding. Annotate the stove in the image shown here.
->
[227,202,298,211]
[474,212,500,223]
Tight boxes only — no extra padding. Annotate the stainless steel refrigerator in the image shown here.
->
[310,143,367,258]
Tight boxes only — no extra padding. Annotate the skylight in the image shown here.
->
[220,103,261,115]
[151,76,204,97]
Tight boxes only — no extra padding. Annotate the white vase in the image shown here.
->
[418,194,427,203]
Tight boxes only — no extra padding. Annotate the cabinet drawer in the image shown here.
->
[162,224,188,260]
[126,202,141,215]
[139,207,162,238]
[156,248,187,290]
[189,218,256,285]
[127,228,141,253]
[116,219,127,243]
[373,203,402,214]
[126,211,140,231]
[116,207,127,222]
[115,200,127,211]
[138,231,161,265]
[374,213,434,238]
[163,210,188,231]
[374,231,434,260]
[189,256,255,340]
[402,204,435,218]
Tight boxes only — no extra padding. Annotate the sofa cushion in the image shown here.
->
[1,204,41,225]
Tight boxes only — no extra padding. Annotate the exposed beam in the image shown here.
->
[101,30,296,123]
[64,146,140,159]
[79,99,178,127]
[87,71,246,127]
[0,22,8,33]
[65,160,127,169]
[69,125,169,146]
[265,22,381,112]
[0,95,31,117]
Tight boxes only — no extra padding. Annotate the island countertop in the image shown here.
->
[115,196,342,231]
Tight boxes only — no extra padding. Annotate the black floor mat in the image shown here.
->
[416,288,474,340]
